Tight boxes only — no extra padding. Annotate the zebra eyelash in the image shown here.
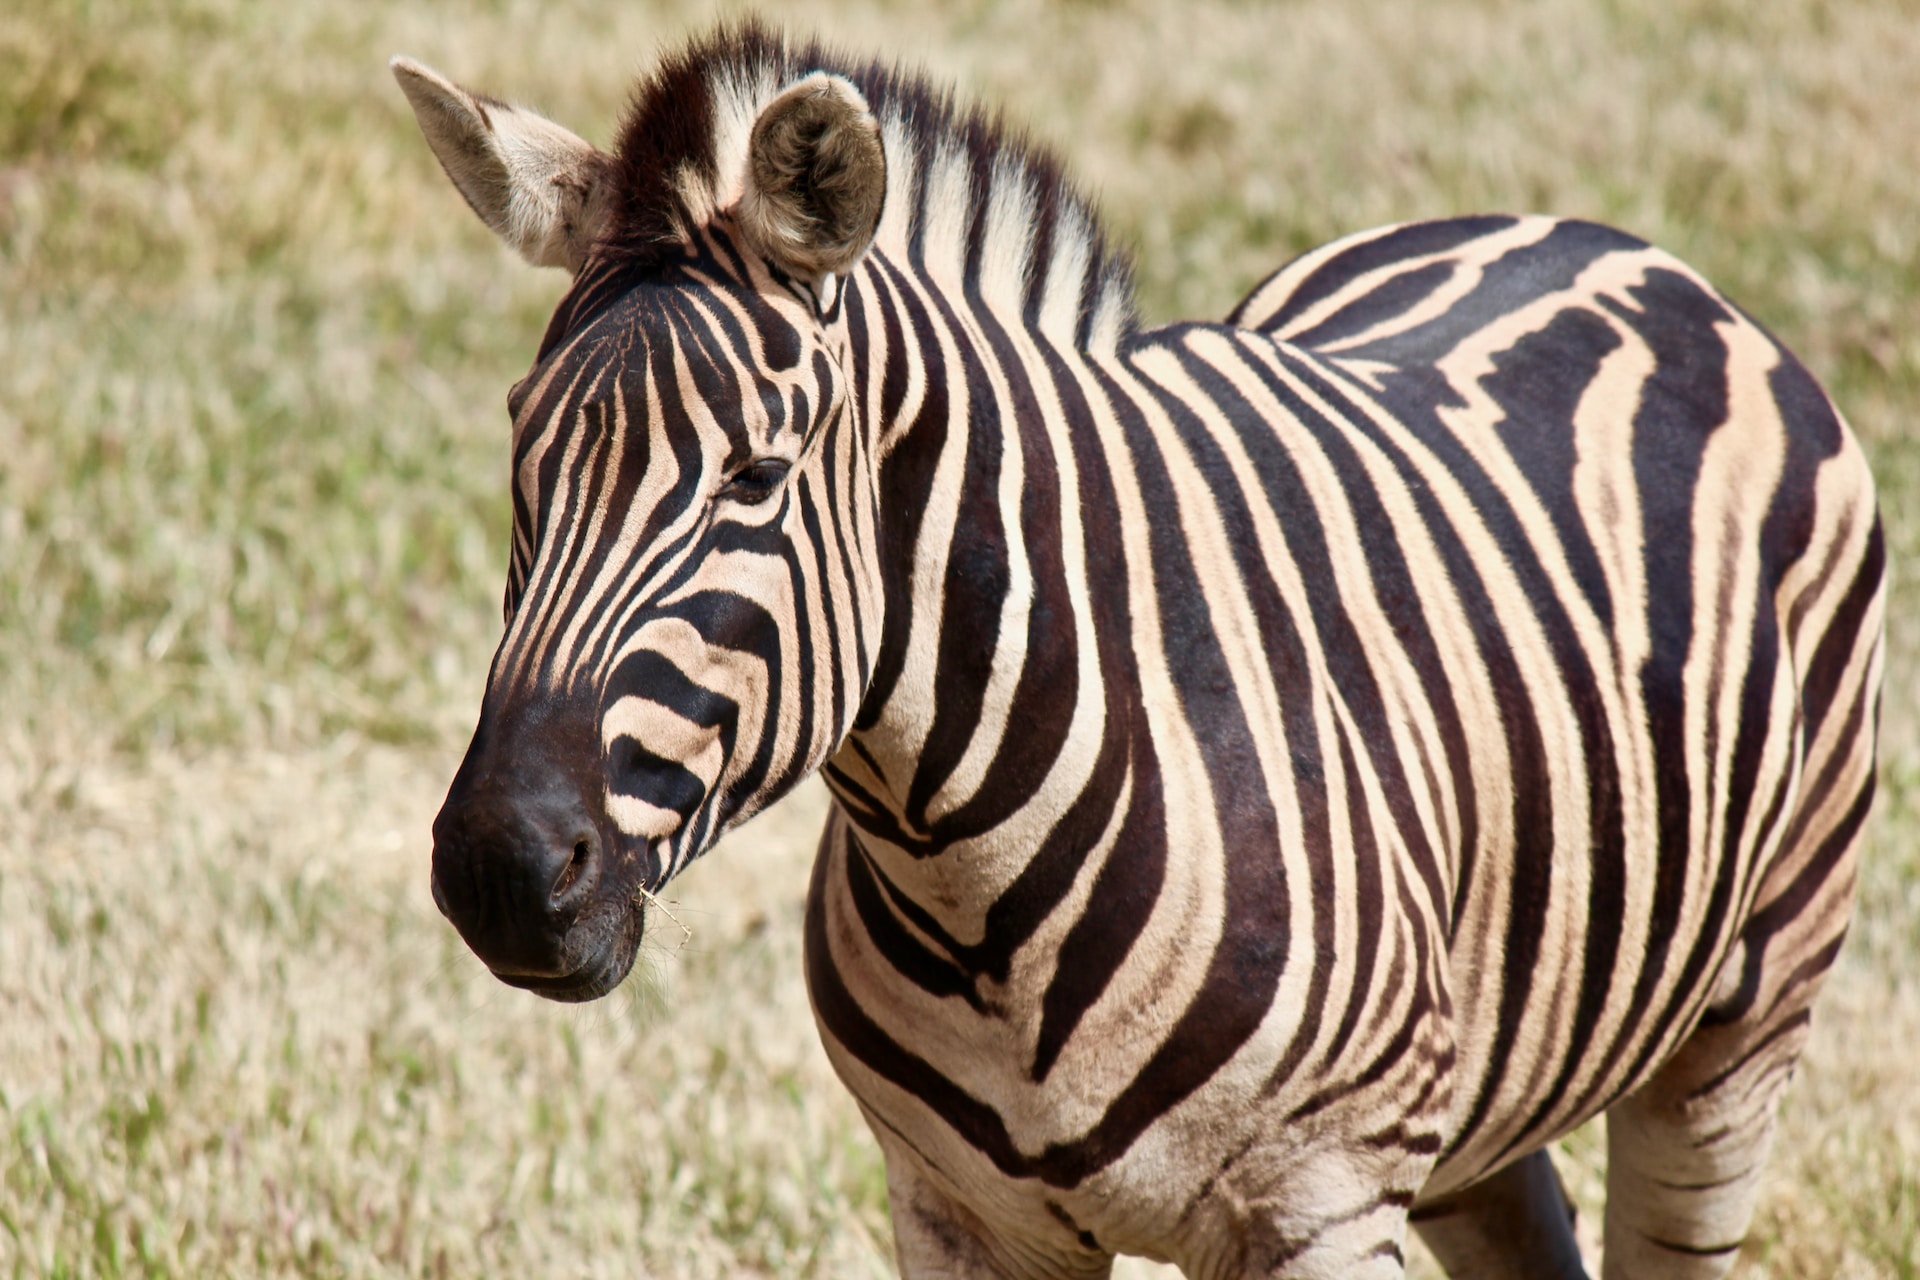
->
[717,457,791,504]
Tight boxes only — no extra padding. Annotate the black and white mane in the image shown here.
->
[582,22,1138,352]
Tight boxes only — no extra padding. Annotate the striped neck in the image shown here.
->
[820,235,1131,882]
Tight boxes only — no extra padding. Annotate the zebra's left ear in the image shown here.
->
[391,56,614,273]
[738,73,886,285]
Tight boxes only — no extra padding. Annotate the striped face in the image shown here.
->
[430,238,882,1000]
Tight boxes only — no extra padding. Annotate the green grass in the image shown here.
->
[1,0,1915,1275]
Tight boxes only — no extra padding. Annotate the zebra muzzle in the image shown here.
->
[431,698,640,997]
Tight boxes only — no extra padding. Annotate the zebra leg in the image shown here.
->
[872,1131,1114,1279]
[1408,1149,1590,1279]
[1176,1150,1430,1279]
[1598,1010,1804,1278]
[1602,502,1879,1279]
[1600,797,1870,1275]
[883,1163,1028,1279]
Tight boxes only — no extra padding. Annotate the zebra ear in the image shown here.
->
[739,73,887,283]
[390,56,613,273]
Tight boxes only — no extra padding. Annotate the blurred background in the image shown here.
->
[1,0,1914,1275]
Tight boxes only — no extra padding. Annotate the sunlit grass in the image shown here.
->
[1,0,1914,1275]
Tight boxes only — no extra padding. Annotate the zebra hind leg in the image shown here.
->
[1600,807,1867,1277]
[1603,497,1878,1279]
[1409,1148,1590,1279]
[1598,998,1811,1279]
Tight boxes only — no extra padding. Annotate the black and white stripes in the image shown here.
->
[403,23,1883,1278]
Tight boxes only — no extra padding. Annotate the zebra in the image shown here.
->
[394,22,1883,1280]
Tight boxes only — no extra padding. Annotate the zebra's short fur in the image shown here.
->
[397,22,1883,1279]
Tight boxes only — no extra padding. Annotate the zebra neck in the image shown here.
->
[822,247,1134,933]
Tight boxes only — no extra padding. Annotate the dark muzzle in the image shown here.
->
[430,696,640,1000]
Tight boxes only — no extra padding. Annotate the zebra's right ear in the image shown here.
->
[390,56,613,273]
[738,73,887,284]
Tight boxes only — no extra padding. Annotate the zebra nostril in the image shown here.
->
[551,834,596,905]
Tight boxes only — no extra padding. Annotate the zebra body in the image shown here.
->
[396,26,1883,1279]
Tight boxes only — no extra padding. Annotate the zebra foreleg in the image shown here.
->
[872,1130,1115,1280]
[1407,1149,1590,1279]
[1168,1151,1433,1279]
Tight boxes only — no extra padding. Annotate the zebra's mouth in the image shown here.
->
[492,904,645,1003]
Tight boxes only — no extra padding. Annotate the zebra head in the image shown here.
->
[393,53,889,1000]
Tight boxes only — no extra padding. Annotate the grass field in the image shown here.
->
[1,0,1915,1275]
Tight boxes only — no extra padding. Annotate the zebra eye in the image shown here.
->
[720,459,790,504]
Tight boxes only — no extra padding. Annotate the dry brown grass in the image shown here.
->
[2,0,1914,1275]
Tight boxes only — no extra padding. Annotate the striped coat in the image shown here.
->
[398,24,1882,1279]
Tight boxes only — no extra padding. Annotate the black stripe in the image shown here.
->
[1232,216,1517,333]
[1600,267,1735,1074]
[1800,517,1885,742]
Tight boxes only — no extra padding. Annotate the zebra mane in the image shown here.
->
[597,20,1139,350]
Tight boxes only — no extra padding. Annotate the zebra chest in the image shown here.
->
[804,789,1461,1264]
